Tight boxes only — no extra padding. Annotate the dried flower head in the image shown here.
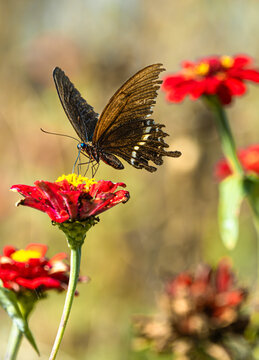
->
[133,260,249,359]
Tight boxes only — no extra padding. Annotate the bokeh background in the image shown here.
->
[0,1,259,359]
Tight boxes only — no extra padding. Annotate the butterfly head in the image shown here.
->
[77,142,87,150]
[77,142,100,164]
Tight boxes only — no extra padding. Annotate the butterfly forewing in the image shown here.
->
[53,67,99,142]
[92,64,164,143]
[92,63,181,172]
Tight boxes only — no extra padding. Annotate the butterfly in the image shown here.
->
[53,64,181,172]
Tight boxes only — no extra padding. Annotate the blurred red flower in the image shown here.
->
[11,174,130,223]
[162,55,259,105]
[166,259,245,326]
[215,144,259,181]
[0,243,69,292]
[134,259,248,357]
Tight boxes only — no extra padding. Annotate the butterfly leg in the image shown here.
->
[91,161,100,177]
[72,147,83,174]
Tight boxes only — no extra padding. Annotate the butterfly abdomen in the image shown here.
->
[99,151,124,169]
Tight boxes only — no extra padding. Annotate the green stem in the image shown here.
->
[247,193,259,283]
[205,95,244,177]
[49,245,82,360]
[4,322,23,360]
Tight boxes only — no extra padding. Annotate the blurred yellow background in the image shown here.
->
[0,1,259,359]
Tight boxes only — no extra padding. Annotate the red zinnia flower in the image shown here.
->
[162,55,259,105]
[0,243,69,292]
[215,144,259,181]
[11,174,130,223]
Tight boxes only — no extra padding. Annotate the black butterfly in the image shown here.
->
[53,64,181,172]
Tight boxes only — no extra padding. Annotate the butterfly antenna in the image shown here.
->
[40,128,79,143]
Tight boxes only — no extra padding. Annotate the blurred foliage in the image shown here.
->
[0,0,259,358]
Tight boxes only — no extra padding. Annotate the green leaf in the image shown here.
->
[244,175,259,217]
[218,175,245,249]
[0,286,39,354]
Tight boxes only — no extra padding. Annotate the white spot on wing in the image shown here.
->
[142,134,150,141]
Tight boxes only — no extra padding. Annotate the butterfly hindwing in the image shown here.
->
[53,67,99,142]
[92,64,181,172]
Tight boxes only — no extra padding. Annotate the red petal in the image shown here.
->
[223,290,244,306]
[214,160,232,181]
[204,77,221,94]
[16,276,62,289]
[10,184,43,199]
[233,55,252,68]
[170,82,197,102]
[224,78,246,96]
[217,84,232,105]
[49,252,68,265]
[162,75,186,89]
[166,91,187,103]
[47,210,70,223]
[239,69,259,82]
[103,190,130,208]
[89,181,126,198]
[0,269,18,281]
[80,193,114,218]
[35,181,66,213]
[166,273,192,296]
[215,259,233,292]
[58,191,81,220]
[25,243,48,257]
[182,61,195,68]
[189,81,206,99]
[17,197,67,222]
[3,246,16,257]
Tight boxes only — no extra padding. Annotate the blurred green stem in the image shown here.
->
[204,95,244,177]
[206,95,259,282]
[49,245,82,360]
[247,191,259,281]
[4,322,23,360]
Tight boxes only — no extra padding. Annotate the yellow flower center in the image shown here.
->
[195,62,210,76]
[220,55,234,69]
[56,174,97,191]
[11,249,42,262]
